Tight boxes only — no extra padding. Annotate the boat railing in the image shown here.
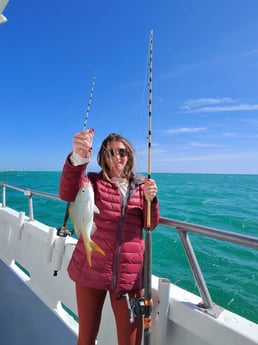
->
[160,217,258,314]
[1,181,258,317]
[1,182,60,221]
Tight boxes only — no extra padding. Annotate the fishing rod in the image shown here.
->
[144,29,153,345]
[54,74,97,276]
[83,74,96,130]
[126,31,154,341]
[62,73,97,229]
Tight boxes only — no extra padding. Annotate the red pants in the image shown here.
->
[76,283,143,345]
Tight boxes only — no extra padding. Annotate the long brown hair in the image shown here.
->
[97,133,135,180]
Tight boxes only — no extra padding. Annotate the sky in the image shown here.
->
[1,0,258,174]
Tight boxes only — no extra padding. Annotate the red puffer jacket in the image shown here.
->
[59,155,160,294]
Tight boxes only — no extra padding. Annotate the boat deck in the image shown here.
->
[0,259,77,345]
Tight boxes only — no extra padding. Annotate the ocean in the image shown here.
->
[0,171,258,324]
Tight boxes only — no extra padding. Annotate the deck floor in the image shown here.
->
[0,259,77,345]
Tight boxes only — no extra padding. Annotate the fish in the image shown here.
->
[69,181,105,266]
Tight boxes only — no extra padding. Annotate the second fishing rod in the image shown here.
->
[125,29,154,345]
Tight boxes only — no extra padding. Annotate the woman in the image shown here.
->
[59,128,160,345]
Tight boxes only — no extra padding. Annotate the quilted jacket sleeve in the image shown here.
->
[59,153,88,202]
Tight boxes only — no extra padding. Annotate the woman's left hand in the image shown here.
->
[144,178,158,202]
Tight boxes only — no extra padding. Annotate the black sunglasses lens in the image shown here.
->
[118,149,128,157]
[105,149,128,157]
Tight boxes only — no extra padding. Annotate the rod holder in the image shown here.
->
[46,227,56,262]
[16,212,25,240]
[53,233,66,276]
[153,278,170,345]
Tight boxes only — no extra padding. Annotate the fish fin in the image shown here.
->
[94,205,100,214]
[90,240,105,257]
[91,222,97,235]
[81,236,105,267]
[85,244,93,267]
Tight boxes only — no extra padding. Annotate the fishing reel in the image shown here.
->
[117,294,151,323]
[130,297,146,317]
[56,226,74,238]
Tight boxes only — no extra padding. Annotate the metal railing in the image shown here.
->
[159,217,258,313]
[1,182,60,221]
[1,181,258,316]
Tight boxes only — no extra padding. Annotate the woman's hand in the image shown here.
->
[73,128,94,158]
[144,178,158,202]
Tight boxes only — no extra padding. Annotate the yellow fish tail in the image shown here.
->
[82,236,105,267]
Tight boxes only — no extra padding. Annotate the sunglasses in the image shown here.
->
[104,148,128,158]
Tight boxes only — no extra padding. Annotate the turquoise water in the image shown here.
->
[1,171,258,324]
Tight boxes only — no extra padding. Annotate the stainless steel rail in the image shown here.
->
[1,182,60,221]
[1,181,258,315]
[160,217,258,312]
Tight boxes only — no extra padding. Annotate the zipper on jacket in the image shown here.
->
[111,182,133,290]
[111,208,125,290]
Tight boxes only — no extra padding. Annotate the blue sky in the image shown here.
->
[1,0,258,174]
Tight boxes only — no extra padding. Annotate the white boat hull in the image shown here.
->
[0,204,257,345]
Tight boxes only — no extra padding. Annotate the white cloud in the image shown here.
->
[188,141,219,148]
[160,127,206,135]
[181,97,258,113]
[183,97,233,108]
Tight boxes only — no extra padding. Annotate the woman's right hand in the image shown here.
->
[72,128,94,158]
